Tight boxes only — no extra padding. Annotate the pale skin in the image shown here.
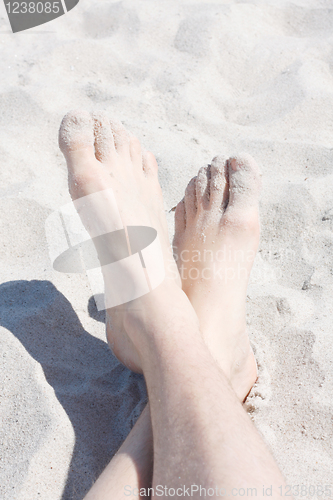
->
[59,111,287,499]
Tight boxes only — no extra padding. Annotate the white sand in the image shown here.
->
[1,0,333,498]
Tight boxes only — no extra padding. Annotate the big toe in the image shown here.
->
[226,154,261,211]
[59,110,96,171]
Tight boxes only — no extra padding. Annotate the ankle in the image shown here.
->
[123,284,200,359]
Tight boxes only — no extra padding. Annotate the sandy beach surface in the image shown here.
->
[0,0,333,498]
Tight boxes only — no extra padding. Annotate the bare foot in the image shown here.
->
[173,155,261,401]
[59,110,181,372]
[59,111,258,401]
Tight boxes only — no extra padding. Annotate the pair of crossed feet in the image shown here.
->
[59,111,261,402]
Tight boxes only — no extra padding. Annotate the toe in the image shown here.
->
[142,150,159,176]
[210,156,229,211]
[58,110,95,169]
[93,111,116,164]
[110,120,131,158]
[196,166,210,209]
[226,154,261,211]
[184,177,197,223]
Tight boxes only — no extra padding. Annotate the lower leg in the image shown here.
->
[129,289,286,498]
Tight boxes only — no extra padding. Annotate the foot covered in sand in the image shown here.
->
[173,155,261,401]
[59,110,182,372]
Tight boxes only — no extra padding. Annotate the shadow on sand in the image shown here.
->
[0,280,147,500]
